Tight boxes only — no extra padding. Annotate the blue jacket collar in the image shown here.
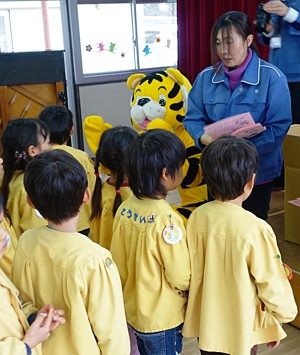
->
[212,51,260,85]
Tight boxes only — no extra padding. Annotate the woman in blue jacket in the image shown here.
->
[183,11,292,220]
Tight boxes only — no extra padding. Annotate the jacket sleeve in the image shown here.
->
[183,72,211,150]
[155,214,191,291]
[248,225,298,323]
[82,251,130,355]
[0,338,28,355]
[249,72,292,156]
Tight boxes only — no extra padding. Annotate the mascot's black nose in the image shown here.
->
[137,98,150,106]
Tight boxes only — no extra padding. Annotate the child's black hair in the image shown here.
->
[90,126,138,220]
[38,105,73,145]
[200,136,259,201]
[125,129,186,199]
[0,193,3,214]
[1,118,49,211]
[24,149,88,225]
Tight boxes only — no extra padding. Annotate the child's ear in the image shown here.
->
[161,167,169,182]
[70,125,75,137]
[247,173,256,190]
[82,187,91,205]
[27,145,39,158]
[26,195,36,209]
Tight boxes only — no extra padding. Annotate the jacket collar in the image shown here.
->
[212,51,260,85]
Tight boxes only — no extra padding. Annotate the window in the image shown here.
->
[0,1,64,52]
[69,0,177,84]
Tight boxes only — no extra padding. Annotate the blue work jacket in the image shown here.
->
[183,51,292,184]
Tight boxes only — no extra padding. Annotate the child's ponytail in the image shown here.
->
[90,160,103,221]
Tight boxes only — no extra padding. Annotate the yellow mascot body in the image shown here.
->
[127,68,207,220]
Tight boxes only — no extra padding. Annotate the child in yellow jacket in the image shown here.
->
[110,129,191,354]
[89,126,138,249]
[0,192,65,355]
[1,119,52,238]
[183,136,297,355]
[12,149,130,355]
[38,105,95,235]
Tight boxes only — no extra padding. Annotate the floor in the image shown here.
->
[170,189,300,355]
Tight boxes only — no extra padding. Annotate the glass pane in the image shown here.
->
[77,3,135,75]
[0,10,12,52]
[0,1,63,53]
[136,2,177,69]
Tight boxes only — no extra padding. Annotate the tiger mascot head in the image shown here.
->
[127,68,192,131]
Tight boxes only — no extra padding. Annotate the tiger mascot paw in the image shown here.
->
[83,115,112,154]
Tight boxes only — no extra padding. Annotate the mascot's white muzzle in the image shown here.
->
[131,98,166,129]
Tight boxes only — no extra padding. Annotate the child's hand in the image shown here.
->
[38,304,66,331]
[23,307,54,349]
[267,340,280,349]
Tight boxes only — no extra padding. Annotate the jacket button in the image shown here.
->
[239,87,243,92]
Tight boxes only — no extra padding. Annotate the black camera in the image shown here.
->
[254,3,271,33]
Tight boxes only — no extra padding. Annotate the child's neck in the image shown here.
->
[47,215,79,233]
[216,193,247,207]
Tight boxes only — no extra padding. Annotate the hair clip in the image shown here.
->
[94,172,99,177]
[116,189,121,195]
[14,150,27,160]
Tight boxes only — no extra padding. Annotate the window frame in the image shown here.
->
[67,0,177,85]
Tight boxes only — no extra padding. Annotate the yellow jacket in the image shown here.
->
[0,217,18,278]
[0,268,42,355]
[52,144,96,232]
[183,201,298,355]
[89,180,132,249]
[12,226,130,355]
[111,196,191,332]
[7,172,47,238]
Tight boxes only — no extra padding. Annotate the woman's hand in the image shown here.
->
[200,133,213,146]
[263,1,289,17]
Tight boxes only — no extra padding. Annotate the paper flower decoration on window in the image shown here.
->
[86,44,92,52]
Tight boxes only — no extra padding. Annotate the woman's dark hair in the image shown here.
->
[210,11,259,67]
[24,150,87,224]
[125,129,186,199]
[90,126,138,220]
[200,136,259,201]
[1,118,49,211]
[38,105,73,145]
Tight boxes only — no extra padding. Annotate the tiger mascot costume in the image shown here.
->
[84,68,207,223]
[127,68,207,221]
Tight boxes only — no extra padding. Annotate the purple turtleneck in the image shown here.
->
[223,49,253,91]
